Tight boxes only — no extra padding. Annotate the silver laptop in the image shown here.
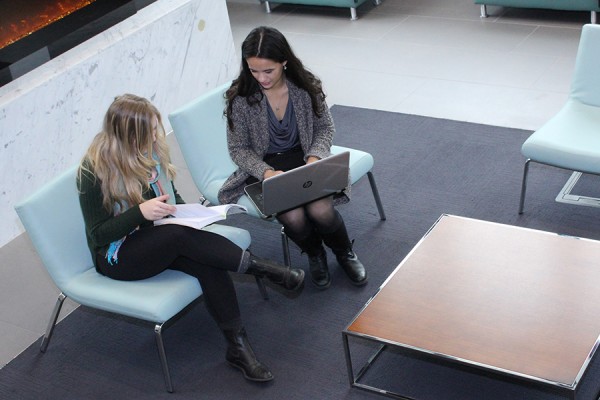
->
[244,151,350,218]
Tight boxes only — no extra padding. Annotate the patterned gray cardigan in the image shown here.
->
[218,80,350,205]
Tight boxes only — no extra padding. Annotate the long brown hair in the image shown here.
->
[225,26,325,130]
[79,94,175,212]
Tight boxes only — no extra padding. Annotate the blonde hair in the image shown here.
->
[79,94,176,212]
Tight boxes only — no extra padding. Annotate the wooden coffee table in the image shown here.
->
[343,214,600,399]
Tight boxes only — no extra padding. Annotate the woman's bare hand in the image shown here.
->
[263,169,284,180]
[139,194,177,221]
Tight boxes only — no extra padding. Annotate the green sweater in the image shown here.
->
[77,164,184,266]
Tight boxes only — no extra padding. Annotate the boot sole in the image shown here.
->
[227,360,274,382]
[310,276,331,289]
[348,277,368,286]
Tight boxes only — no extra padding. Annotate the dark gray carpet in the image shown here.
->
[2,105,600,400]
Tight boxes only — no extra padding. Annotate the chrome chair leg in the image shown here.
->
[154,323,174,393]
[281,226,291,267]
[254,276,270,300]
[518,159,531,214]
[40,292,66,352]
[367,171,386,221]
[480,4,488,18]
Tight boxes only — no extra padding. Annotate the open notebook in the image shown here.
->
[154,204,246,230]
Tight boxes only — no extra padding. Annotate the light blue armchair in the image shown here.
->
[519,24,600,213]
[168,81,385,266]
[14,165,252,392]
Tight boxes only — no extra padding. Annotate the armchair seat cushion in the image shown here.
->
[61,223,250,323]
[64,269,202,323]
[332,145,374,185]
[522,100,600,174]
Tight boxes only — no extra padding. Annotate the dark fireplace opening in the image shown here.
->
[0,0,157,88]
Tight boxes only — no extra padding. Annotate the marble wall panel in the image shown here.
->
[0,0,238,247]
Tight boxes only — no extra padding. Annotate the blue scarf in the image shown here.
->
[106,158,174,265]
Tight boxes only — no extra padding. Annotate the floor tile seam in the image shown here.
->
[499,21,587,29]
[388,78,428,111]
[379,12,585,31]
[0,320,42,367]
[412,75,570,95]
[367,7,507,24]
[369,14,411,42]
[0,319,41,335]
[309,61,429,84]
[371,37,575,72]
[276,30,386,44]
[373,36,553,56]
[276,29,566,58]
[370,15,562,53]
[309,58,569,94]
[226,2,294,22]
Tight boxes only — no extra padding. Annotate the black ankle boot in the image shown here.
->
[322,223,368,286]
[308,250,330,289]
[332,248,367,286]
[293,233,331,289]
[247,255,305,292]
[223,327,274,382]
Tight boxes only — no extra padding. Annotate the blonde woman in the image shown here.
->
[77,94,304,382]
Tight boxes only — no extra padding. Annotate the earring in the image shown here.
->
[284,65,287,70]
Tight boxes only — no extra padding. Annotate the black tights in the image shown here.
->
[95,224,246,330]
[276,195,343,242]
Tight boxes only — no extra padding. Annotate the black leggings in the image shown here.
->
[277,196,343,241]
[95,224,246,330]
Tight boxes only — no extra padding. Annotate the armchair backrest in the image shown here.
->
[570,24,600,107]
[15,165,94,290]
[169,81,237,205]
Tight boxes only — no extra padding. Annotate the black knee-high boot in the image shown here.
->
[245,254,305,292]
[293,232,330,289]
[223,327,274,382]
[321,222,368,286]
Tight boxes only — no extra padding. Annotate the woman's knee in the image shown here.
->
[277,208,306,227]
[306,198,335,222]
[277,208,313,238]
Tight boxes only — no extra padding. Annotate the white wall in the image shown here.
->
[0,0,238,247]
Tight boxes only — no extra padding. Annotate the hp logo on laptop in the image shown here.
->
[303,181,313,188]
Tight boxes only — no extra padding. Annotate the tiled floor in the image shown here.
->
[0,0,589,369]
[227,0,585,129]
